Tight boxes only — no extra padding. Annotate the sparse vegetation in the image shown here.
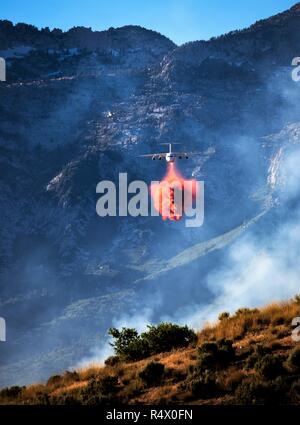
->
[218,312,230,321]
[139,362,165,386]
[189,370,218,399]
[104,355,120,367]
[254,354,285,380]
[233,378,289,405]
[197,339,235,371]
[1,297,300,405]
[287,346,300,372]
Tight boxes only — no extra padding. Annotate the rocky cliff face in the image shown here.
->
[1,4,300,387]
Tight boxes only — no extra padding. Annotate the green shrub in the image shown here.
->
[108,323,196,362]
[105,355,121,367]
[272,317,285,325]
[234,377,289,405]
[254,355,285,380]
[218,312,230,321]
[255,317,270,326]
[234,380,267,405]
[234,308,259,317]
[218,339,236,363]
[287,346,300,371]
[51,394,81,405]
[64,371,80,383]
[169,369,187,383]
[108,327,150,361]
[34,393,50,405]
[197,351,218,371]
[223,371,245,392]
[198,342,218,356]
[79,393,110,405]
[245,344,271,369]
[189,370,218,399]
[197,339,235,371]
[0,386,24,399]
[142,323,197,354]
[139,362,165,386]
[99,375,119,394]
[46,372,78,389]
[79,376,119,405]
[47,374,62,387]
[290,380,300,402]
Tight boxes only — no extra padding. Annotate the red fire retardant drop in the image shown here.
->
[150,163,198,221]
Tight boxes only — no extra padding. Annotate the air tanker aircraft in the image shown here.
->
[140,143,201,163]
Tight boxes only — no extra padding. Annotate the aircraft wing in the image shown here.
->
[175,152,202,156]
[139,153,167,158]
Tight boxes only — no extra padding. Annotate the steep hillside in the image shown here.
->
[0,22,176,79]
[1,3,300,388]
[1,296,300,405]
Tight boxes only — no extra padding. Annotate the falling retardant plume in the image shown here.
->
[150,163,198,221]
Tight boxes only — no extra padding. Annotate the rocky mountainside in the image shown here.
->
[1,3,300,387]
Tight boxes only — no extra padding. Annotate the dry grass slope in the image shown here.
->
[1,296,300,405]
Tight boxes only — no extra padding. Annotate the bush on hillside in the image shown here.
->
[139,362,165,386]
[197,339,235,371]
[108,327,150,361]
[51,394,81,405]
[47,375,62,387]
[254,354,285,380]
[0,386,24,399]
[245,344,271,369]
[218,312,230,321]
[189,370,218,399]
[104,355,121,367]
[108,323,196,362]
[234,377,289,405]
[142,323,197,353]
[64,371,80,383]
[234,308,259,317]
[290,380,300,402]
[79,375,119,405]
[287,346,300,371]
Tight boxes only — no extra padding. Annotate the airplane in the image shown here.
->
[139,143,202,163]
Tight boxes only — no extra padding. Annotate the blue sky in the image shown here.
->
[1,0,298,45]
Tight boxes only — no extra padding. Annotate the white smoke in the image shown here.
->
[179,143,300,328]
[75,307,154,368]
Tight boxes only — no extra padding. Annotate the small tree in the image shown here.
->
[108,327,138,354]
[108,327,150,361]
[142,323,197,354]
[108,323,196,362]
